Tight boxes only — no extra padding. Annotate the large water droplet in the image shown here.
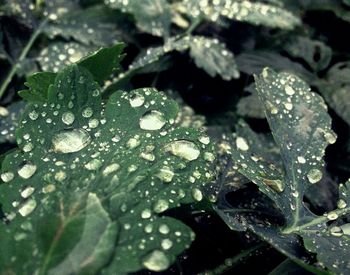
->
[153,199,169,213]
[141,209,152,219]
[159,224,170,234]
[62,111,75,125]
[18,199,37,217]
[307,168,322,184]
[236,137,249,151]
[18,163,37,179]
[1,172,14,182]
[142,250,170,272]
[84,159,102,170]
[21,186,35,198]
[156,167,174,183]
[52,129,91,153]
[192,188,203,201]
[161,239,173,250]
[140,110,166,131]
[166,140,200,161]
[129,92,145,107]
[324,132,337,144]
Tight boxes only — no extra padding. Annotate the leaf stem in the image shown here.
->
[282,207,350,234]
[200,244,265,275]
[0,18,48,100]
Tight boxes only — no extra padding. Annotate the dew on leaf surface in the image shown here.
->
[165,140,200,161]
[139,110,166,131]
[52,128,91,153]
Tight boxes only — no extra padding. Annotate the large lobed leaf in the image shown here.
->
[0,49,215,274]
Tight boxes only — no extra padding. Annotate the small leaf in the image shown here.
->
[19,72,57,102]
[105,0,172,37]
[181,0,301,29]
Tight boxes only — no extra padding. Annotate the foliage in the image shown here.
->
[1,0,350,274]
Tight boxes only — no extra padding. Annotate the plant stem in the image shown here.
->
[0,18,48,100]
[200,244,265,275]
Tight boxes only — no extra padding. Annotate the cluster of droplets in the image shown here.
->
[181,0,300,29]
[39,42,89,72]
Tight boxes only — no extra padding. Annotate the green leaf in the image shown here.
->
[189,36,240,80]
[284,37,332,72]
[0,64,214,273]
[105,0,172,37]
[38,42,96,73]
[0,101,25,144]
[43,5,121,46]
[318,61,350,126]
[129,35,239,81]
[214,68,350,273]
[181,0,301,29]
[78,43,125,85]
[19,72,57,102]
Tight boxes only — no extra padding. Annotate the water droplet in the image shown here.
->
[102,163,120,176]
[156,167,174,183]
[192,188,203,201]
[236,137,249,151]
[141,209,152,219]
[112,134,121,143]
[307,168,322,184]
[52,129,91,153]
[129,92,145,107]
[23,143,34,152]
[140,110,166,131]
[18,199,37,217]
[198,136,210,145]
[88,118,99,128]
[141,152,155,161]
[324,132,337,144]
[327,212,338,220]
[166,140,200,161]
[127,137,140,148]
[330,226,343,237]
[284,102,293,110]
[21,186,35,198]
[262,178,284,192]
[204,152,215,162]
[82,107,93,118]
[42,184,56,193]
[1,172,14,182]
[142,250,170,272]
[84,159,102,170]
[18,163,37,179]
[337,199,347,209]
[285,85,295,95]
[161,239,173,250]
[62,111,75,125]
[153,199,169,213]
[55,171,67,181]
[28,110,39,120]
[297,156,306,164]
[340,224,350,235]
[159,224,170,234]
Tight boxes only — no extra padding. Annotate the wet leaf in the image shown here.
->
[0,60,214,273]
[215,68,350,273]
[105,0,172,37]
[43,5,121,46]
[181,0,301,29]
[0,101,25,144]
[128,35,239,81]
